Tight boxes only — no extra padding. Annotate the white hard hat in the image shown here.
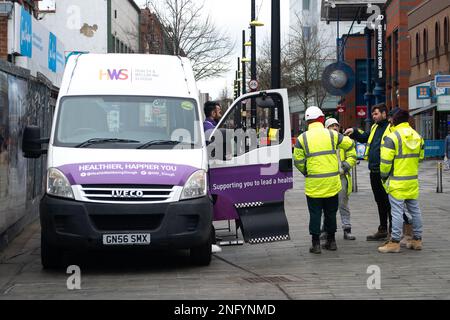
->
[325,118,339,128]
[305,106,325,121]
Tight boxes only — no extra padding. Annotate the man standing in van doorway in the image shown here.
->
[203,101,222,141]
[203,101,223,254]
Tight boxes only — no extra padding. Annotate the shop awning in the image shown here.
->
[410,103,437,116]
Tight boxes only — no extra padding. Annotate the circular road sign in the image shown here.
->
[249,80,259,91]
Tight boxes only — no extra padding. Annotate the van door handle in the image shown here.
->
[279,159,293,172]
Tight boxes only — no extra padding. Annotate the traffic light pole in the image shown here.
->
[251,0,256,129]
[271,0,280,89]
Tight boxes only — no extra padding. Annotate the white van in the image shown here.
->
[22,53,293,268]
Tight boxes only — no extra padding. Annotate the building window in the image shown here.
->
[435,22,440,53]
[116,38,120,53]
[303,0,310,11]
[445,17,449,45]
[416,32,420,58]
[423,29,428,57]
[115,10,117,19]
[302,26,311,40]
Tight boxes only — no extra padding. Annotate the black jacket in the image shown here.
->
[351,119,389,172]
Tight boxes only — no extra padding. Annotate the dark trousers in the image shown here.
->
[307,195,339,236]
[370,171,391,230]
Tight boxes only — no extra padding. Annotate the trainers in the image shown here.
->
[344,229,356,240]
[309,241,321,254]
[322,240,337,251]
[378,240,400,253]
[406,238,422,250]
[366,227,388,241]
[211,244,222,253]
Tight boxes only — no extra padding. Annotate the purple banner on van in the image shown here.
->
[210,164,293,221]
[58,162,198,186]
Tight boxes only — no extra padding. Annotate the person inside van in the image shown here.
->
[203,101,222,141]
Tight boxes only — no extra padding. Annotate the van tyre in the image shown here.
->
[190,228,212,266]
[41,235,63,269]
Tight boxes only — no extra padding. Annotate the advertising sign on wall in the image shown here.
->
[416,86,431,99]
[14,5,65,76]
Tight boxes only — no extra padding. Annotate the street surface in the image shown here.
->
[0,160,449,299]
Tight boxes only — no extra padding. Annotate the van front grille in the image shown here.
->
[80,185,174,203]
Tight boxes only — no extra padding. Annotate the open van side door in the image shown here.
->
[208,89,293,244]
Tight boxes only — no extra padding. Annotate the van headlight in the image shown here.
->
[47,168,74,199]
[180,170,207,200]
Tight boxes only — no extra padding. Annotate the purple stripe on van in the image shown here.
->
[58,162,198,186]
[210,164,293,221]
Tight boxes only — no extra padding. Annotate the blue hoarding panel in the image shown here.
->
[424,140,445,158]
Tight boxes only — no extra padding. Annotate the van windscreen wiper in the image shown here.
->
[137,140,182,149]
[75,138,140,148]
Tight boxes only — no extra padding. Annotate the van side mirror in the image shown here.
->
[22,126,49,159]
[256,95,275,108]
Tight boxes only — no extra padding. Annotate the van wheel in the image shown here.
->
[41,235,63,269]
[190,228,212,266]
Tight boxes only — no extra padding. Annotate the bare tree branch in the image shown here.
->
[147,0,235,81]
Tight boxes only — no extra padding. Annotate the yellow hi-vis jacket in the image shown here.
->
[293,122,356,198]
[380,122,425,200]
[338,141,357,196]
[364,123,392,160]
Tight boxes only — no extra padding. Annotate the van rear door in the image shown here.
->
[208,89,293,244]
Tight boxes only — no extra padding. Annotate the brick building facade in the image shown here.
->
[408,0,450,140]
[140,8,174,55]
[0,14,7,61]
[385,0,423,110]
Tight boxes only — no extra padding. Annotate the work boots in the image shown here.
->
[406,237,423,250]
[400,223,413,247]
[343,228,356,240]
[309,239,321,254]
[322,234,337,251]
[366,226,388,241]
[378,239,401,253]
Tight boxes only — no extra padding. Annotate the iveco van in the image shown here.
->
[22,53,294,268]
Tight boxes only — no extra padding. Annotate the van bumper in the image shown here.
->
[40,195,212,251]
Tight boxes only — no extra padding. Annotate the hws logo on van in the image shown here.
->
[111,190,144,198]
[99,69,129,80]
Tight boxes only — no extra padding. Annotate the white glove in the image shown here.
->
[344,128,354,136]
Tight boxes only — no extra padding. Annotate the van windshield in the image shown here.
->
[54,96,202,149]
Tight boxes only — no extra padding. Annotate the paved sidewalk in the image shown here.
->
[0,160,449,300]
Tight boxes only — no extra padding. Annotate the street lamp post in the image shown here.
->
[251,0,257,83]
[242,30,247,95]
[237,58,241,97]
